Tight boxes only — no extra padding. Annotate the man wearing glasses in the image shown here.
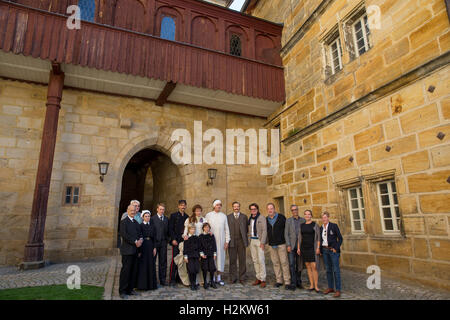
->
[247,203,267,288]
[284,204,306,290]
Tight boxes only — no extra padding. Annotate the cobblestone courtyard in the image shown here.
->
[0,252,449,300]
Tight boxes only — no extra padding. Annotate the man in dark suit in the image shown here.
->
[151,202,169,286]
[227,201,249,284]
[168,199,188,287]
[320,211,343,298]
[284,204,306,290]
[119,205,143,299]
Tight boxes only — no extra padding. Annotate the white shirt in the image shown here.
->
[322,223,329,247]
[157,214,164,221]
[250,218,255,237]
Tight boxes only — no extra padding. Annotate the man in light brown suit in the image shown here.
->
[248,203,267,288]
[227,202,249,284]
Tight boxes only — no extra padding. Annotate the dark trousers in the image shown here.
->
[155,244,167,285]
[201,256,216,282]
[288,248,302,286]
[169,244,181,284]
[187,258,200,285]
[229,239,246,282]
[323,249,342,291]
[119,253,138,295]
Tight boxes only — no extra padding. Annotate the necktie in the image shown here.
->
[160,216,163,221]
[235,214,238,219]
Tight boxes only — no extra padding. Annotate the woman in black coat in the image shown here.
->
[136,210,158,291]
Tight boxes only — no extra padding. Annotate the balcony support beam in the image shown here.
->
[156,81,177,106]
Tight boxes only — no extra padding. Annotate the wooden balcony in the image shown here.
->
[0,0,285,116]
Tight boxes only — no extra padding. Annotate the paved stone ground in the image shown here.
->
[0,257,111,290]
[111,246,450,300]
[0,252,448,300]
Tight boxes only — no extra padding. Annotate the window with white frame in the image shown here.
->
[328,36,343,75]
[348,187,365,233]
[323,29,343,78]
[352,13,371,57]
[377,180,400,233]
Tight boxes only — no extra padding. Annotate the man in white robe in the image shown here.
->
[205,199,230,285]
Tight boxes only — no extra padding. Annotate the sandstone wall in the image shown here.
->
[250,0,450,288]
[0,79,270,266]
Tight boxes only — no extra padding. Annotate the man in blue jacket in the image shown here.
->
[320,211,343,298]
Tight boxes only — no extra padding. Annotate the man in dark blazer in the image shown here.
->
[151,203,169,286]
[119,204,143,299]
[284,204,306,290]
[320,211,343,298]
[168,200,188,286]
[227,202,249,284]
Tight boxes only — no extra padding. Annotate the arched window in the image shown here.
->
[78,0,96,22]
[160,16,176,41]
[230,34,242,56]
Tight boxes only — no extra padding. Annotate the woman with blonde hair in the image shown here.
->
[297,209,321,293]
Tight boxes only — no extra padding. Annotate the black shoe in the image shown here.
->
[210,281,218,289]
[232,279,238,284]
[195,284,200,290]
[274,283,283,288]
[169,282,177,288]
[204,282,209,290]
[119,294,128,299]
[286,284,296,291]
[129,290,140,296]
[160,282,167,287]
[296,283,304,289]
[190,285,196,291]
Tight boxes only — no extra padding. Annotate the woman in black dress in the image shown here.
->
[137,210,158,291]
[297,209,321,293]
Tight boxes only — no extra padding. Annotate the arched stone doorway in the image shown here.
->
[110,130,192,249]
[116,148,183,247]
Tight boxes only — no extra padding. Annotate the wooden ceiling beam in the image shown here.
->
[156,81,177,106]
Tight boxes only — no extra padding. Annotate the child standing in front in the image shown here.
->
[199,222,217,289]
[183,224,200,291]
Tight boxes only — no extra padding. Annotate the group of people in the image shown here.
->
[118,199,343,299]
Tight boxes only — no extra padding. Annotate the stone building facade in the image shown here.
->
[0,79,269,264]
[0,0,283,267]
[0,0,449,291]
[245,0,450,289]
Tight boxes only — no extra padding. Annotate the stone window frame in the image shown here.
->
[320,25,345,84]
[336,170,405,238]
[341,2,373,62]
[376,180,401,235]
[62,184,82,207]
[321,26,344,79]
[335,177,366,236]
[347,186,366,234]
[362,169,405,238]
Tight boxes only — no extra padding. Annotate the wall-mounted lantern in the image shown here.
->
[207,168,217,186]
[98,162,110,182]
